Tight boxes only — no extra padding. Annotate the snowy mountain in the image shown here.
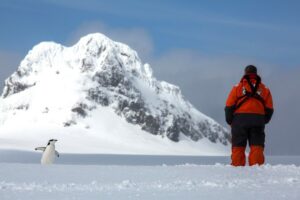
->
[0,33,230,155]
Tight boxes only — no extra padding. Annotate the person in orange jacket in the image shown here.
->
[225,65,273,166]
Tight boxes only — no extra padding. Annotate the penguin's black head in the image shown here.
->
[47,139,58,145]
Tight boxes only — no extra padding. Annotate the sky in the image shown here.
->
[1,0,300,155]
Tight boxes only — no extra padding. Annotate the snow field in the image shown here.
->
[0,111,229,155]
[0,163,300,200]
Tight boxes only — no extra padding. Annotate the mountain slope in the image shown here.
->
[0,33,230,155]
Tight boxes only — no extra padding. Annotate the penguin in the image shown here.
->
[35,139,59,164]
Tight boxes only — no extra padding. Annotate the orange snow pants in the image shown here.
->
[231,146,264,166]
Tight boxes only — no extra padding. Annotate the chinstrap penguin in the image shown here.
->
[35,139,59,164]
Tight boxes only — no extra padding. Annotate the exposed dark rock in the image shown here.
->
[2,78,35,98]
[93,65,124,87]
[118,100,129,112]
[87,88,109,106]
[16,104,29,110]
[71,103,91,118]
[72,107,87,118]
[198,120,210,138]
[129,99,144,112]
[120,52,129,57]
[63,120,76,127]
[190,132,201,141]
[141,115,160,135]
[166,124,180,142]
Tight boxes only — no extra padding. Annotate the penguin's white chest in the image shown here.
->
[41,145,56,165]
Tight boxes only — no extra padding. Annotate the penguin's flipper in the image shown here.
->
[35,147,46,151]
[55,150,60,157]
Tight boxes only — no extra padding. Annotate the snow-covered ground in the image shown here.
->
[0,119,229,155]
[0,151,300,200]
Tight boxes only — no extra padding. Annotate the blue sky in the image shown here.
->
[1,0,300,65]
[1,0,300,155]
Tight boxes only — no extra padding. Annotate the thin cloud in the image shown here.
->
[67,22,154,61]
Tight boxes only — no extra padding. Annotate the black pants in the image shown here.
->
[231,125,265,147]
[231,114,266,147]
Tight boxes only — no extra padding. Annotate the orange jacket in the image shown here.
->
[225,74,273,125]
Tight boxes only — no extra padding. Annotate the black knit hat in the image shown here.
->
[244,65,257,74]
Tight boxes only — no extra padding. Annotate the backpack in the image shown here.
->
[234,75,266,111]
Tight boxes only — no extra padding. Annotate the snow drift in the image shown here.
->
[1,162,300,200]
